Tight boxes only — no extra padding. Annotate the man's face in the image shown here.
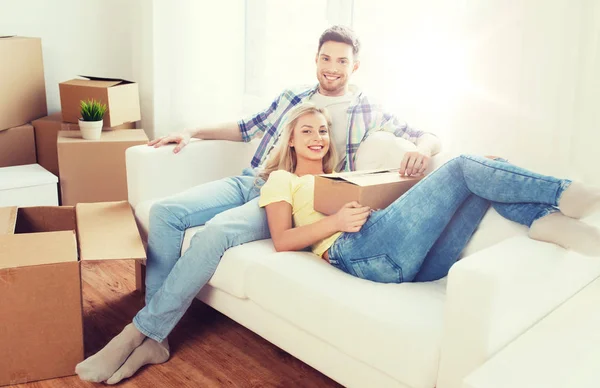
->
[315,41,360,97]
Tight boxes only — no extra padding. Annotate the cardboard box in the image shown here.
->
[0,124,36,168]
[57,129,148,205]
[0,36,47,131]
[314,169,422,215]
[0,201,146,386]
[32,112,135,178]
[59,76,141,127]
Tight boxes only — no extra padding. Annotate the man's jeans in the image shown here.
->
[133,168,268,342]
[328,155,571,283]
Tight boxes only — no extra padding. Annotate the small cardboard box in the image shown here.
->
[314,169,422,215]
[59,76,141,127]
[57,129,149,205]
[0,36,48,131]
[0,124,36,168]
[0,201,146,386]
[32,112,135,178]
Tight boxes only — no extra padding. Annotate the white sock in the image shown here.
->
[529,212,600,256]
[559,181,600,219]
[106,338,170,385]
[75,323,145,383]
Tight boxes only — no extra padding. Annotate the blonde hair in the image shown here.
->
[258,103,338,182]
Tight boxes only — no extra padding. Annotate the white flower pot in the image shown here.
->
[78,119,103,140]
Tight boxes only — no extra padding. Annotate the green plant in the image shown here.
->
[80,99,107,122]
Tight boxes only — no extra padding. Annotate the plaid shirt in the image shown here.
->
[238,84,426,172]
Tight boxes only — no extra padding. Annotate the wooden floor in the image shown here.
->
[11,261,341,388]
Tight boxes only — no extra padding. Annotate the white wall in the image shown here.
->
[149,0,245,139]
[353,0,600,180]
[0,0,136,113]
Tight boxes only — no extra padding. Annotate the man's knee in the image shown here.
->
[150,202,183,229]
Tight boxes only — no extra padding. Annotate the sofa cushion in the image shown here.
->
[244,251,447,388]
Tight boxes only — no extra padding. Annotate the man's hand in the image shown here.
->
[148,132,192,154]
[333,201,371,233]
[399,150,430,176]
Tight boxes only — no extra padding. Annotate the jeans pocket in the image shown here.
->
[349,254,403,284]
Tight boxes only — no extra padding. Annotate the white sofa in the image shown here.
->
[126,138,600,388]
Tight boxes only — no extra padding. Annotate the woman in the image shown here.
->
[259,103,600,285]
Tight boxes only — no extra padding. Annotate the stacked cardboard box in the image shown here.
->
[57,129,149,205]
[0,36,47,168]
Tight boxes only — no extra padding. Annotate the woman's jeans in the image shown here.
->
[327,155,571,284]
[133,168,268,342]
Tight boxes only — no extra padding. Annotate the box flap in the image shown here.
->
[0,207,17,235]
[319,169,419,186]
[0,231,78,270]
[0,35,16,39]
[62,78,121,88]
[80,75,134,86]
[76,201,145,261]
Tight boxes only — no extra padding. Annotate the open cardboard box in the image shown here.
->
[59,76,141,127]
[314,169,423,215]
[0,201,145,386]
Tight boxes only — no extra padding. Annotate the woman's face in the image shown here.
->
[289,112,330,163]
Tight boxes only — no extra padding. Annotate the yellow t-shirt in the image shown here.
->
[258,170,341,257]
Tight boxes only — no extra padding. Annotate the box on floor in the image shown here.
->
[32,112,135,178]
[57,129,148,205]
[0,36,47,131]
[314,169,422,215]
[59,76,141,128]
[0,201,146,386]
[0,164,58,207]
[0,124,36,168]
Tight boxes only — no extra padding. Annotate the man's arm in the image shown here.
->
[149,91,286,153]
[185,122,243,142]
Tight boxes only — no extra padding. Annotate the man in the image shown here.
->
[75,25,441,384]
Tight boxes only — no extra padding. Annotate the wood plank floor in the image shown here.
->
[10,261,341,388]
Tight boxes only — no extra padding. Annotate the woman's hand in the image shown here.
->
[148,132,192,153]
[333,201,371,233]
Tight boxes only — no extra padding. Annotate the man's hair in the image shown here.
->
[318,25,360,59]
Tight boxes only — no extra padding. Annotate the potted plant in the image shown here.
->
[79,99,107,140]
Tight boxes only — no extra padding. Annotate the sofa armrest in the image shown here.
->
[126,139,258,207]
[437,236,600,388]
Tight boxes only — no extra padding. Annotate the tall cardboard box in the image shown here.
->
[0,124,36,167]
[32,112,135,178]
[57,129,148,205]
[0,201,146,386]
[0,36,47,131]
[59,76,141,127]
[314,169,422,215]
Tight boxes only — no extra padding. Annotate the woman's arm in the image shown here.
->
[265,201,371,253]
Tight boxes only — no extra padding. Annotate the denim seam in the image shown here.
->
[460,155,561,185]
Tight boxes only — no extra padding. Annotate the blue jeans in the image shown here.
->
[133,168,269,342]
[327,155,571,283]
